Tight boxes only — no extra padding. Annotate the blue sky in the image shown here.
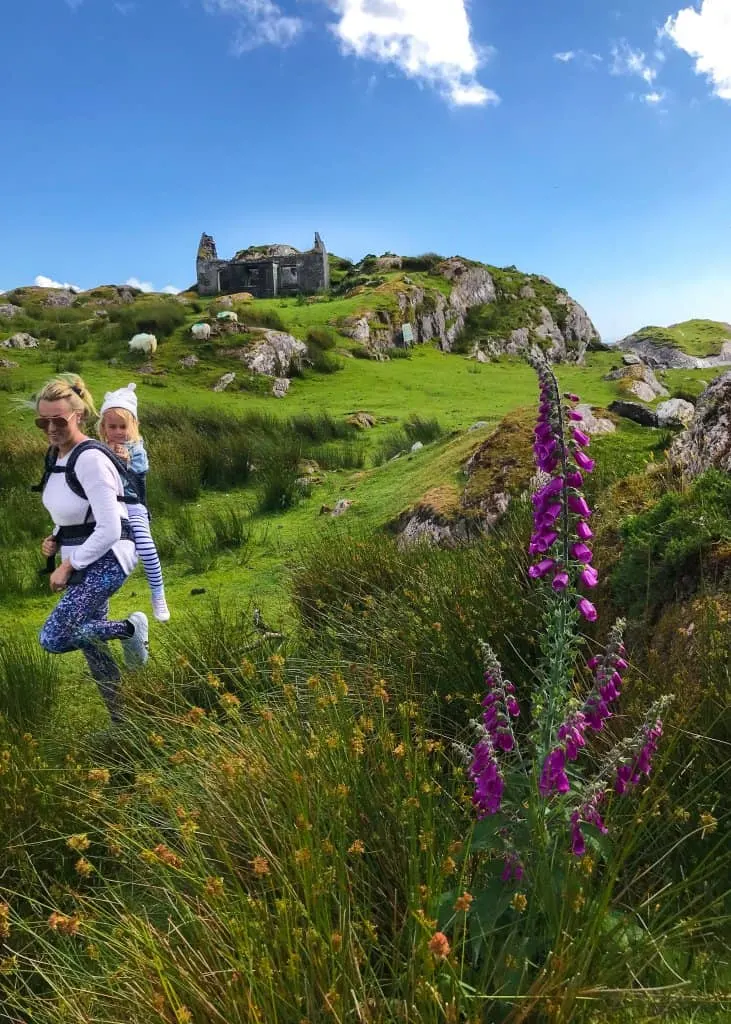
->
[1,0,729,339]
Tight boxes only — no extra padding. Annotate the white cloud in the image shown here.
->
[326,0,498,107]
[64,0,84,10]
[665,0,731,101]
[124,277,182,294]
[611,40,657,84]
[642,90,665,104]
[35,274,81,292]
[554,49,602,67]
[203,0,303,52]
[124,277,154,292]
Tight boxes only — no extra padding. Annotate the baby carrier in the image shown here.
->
[33,440,144,578]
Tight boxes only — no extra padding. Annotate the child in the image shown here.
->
[98,383,170,622]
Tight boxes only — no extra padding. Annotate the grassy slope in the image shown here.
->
[628,319,731,357]
[1,283,727,726]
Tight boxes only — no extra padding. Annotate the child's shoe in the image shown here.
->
[151,590,170,622]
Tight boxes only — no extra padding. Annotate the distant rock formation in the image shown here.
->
[617,321,731,370]
[669,371,731,476]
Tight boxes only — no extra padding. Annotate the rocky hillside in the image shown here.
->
[1,251,600,370]
[330,253,600,363]
[617,319,731,369]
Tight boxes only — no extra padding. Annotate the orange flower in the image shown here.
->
[454,892,473,913]
[348,839,365,855]
[66,833,90,853]
[428,931,450,960]
[48,912,81,936]
[251,856,270,876]
[75,857,93,877]
[330,932,343,952]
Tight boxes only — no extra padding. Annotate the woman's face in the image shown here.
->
[102,411,130,445]
[37,399,84,451]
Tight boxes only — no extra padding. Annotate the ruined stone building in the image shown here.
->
[196,232,329,298]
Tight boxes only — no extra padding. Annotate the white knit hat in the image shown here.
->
[100,382,138,420]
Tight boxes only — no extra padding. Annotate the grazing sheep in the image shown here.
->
[191,322,211,340]
[128,333,158,355]
[216,310,238,323]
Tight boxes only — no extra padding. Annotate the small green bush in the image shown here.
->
[111,299,187,339]
[610,469,731,619]
[238,307,286,331]
[0,636,61,731]
[351,343,372,360]
[305,327,336,350]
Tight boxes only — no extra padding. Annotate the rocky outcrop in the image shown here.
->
[574,404,616,435]
[608,401,659,427]
[0,304,21,319]
[340,259,599,363]
[617,331,731,370]
[1,332,38,349]
[213,372,236,392]
[224,331,307,376]
[396,410,534,548]
[669,372,731,477]
[42,289,77,308]
[0,358,19,368]
[656,398,695,429]
[272,377,290,398]
[605,363,669,402]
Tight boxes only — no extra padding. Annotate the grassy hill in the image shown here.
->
[623,318,731,357]
[1,272,730,1021]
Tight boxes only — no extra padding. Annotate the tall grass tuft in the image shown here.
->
[0,636,61,731]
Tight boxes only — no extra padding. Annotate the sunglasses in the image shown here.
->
[35,413,78,431]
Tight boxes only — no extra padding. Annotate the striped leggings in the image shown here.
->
[127,503,165,594]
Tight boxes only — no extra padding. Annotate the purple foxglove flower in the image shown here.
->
[572,428,591,448]
[495,730,514,752]
[534,530,558,553]
[570,543,593,564]
[540,747,570,796]
[552,572,570,591]
[580,566,599,588]
[564,392,580,402]
[570,814,586,857]
[528,558,556,579]
[576,521,593,541]
[543,502,563,523]
[587,656,600,670]
[574,450,595,473]
[566,470,583,488]
[506,696,520,717]
[568,494,592,518]
[567,410,584,422]
[578,598,598,622]
[614,657,628,672]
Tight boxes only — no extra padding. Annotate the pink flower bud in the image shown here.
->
[578,598,598,622]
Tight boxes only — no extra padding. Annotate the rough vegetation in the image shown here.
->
[0,268,729,1022]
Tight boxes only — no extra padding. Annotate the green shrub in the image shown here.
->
[0,636,61,731]
[351,343,372,360]
[305,327,336,350]
[238,307,286,331]
[610,470,731,619]
[111,299,187,339]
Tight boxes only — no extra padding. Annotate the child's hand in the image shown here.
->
[112,444,130,462]
[41,536,58,557]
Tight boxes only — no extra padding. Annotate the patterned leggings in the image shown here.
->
[39,550,130,722]
[127,503,164,593]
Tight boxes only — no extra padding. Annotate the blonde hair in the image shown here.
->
[35,373,98,424]
[98,406,141,443]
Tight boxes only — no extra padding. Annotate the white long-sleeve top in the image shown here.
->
[42,444,138,574]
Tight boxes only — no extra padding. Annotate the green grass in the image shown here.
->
[629,319,731,357]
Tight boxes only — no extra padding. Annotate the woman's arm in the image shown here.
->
[67,451,124,569]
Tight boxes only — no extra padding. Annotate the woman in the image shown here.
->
[35,373,149,724]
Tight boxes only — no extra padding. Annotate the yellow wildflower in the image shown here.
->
[206,672,221,690]
[66,833,90,853]
[47,912,81,936]
[240,657,256,680]
[0,903,9,940]
[348,839,365,855]
[251,856,270,876]
[511,893,528,913]
[204,876,225,899]
[75,858,93,878]
[372,680,390,702]
[393,742,406,757]
[440,856,457,876]
[700,812,718,837]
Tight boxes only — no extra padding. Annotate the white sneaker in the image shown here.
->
[121,612,149,669]
[151,593,171,622]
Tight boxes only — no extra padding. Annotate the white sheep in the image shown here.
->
[128,333,158,355]
[191,322,211,340]
[216,310,238,323]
